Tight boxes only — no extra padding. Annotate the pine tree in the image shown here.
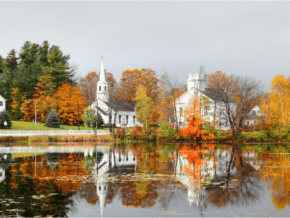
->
[97,112,104,128]
[0,50,19,109]
[42,46,70,89]
[13,42,42,99]
[0,55,3,75]
[45,110,60,128]
[0,111,12,129]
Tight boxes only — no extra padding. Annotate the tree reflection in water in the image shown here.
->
[0,143,290,217]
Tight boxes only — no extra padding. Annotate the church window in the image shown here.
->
[126,115,128,124]
[104,186,106,191]
[104,86,106,91]
[99,86,101,91]
[119,115,121,124]
[252,110,256,115]
[133,156,135,161]
[126,156,128,161]
[133,115,135,124]
[180,107,183,116]
[99,186,101,191]
[0,101,3,106]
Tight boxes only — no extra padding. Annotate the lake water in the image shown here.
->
[0,143,290,217]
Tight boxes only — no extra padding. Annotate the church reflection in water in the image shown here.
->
[0,144,289,217]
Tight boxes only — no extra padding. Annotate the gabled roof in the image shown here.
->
[201,88,236,104]
[0,95,5,101]
[95,106,108,116]
[104,100,135,112]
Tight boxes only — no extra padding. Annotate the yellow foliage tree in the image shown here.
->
[261,74,290,129]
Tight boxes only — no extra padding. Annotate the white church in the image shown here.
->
[88,60,142,128]
[174,72,237,130]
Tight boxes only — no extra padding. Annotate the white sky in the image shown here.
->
[1,1,290,90]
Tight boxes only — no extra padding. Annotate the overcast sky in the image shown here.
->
[1,1,290,90]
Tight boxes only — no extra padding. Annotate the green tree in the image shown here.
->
[0,49,19,109]
[42,46,70,89]
[45,109,60,128]
[13,42,42,99]
[83,109,97,128]
[96,112,104,128]
[0,55,3,75]
[134,85,154,130]
[0,111,12,129]
[39,41,50,67]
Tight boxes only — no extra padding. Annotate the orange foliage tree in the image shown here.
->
[54,83,86,125]
[11,87,25,120]
[118,68,159,102]
[179,97,215,141]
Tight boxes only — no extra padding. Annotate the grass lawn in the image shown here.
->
[12,152,44,158]
[1,121,95,131]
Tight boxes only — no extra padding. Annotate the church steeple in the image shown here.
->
[96,57,109,102]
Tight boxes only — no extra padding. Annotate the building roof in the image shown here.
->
[201,88,236,104]
[104,100,135,112]
[0,95,5,101]
[95,106,108,116]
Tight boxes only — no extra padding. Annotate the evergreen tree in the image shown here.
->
[0,111,12,129]
[13,42,42,99]
[45,110,60,128]
[97,112,104,128]
[0,50,19,109]
[42,46,70,89]
[0,55,3,75]
[39,41,50,67]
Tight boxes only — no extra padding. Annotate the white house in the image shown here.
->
[0,95,6,112]
[243,105,262,127]
[174,72,236,130]
[88,60,142,128]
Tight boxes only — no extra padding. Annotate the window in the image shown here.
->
[99,186,101,191]
[204,107,208,115]
[133,115,135,124]
[0,101,2,106]
[126,115,128,124]
[104,86,106,91]
[104,186,106,191]
[119,115,121,124]
[99,86,101,91]
[247,121,250,125]
[180,107,183,116]
[126,156,128,161]
[133,157,135,161]
[252,110,256,115]
[257,110,260,114]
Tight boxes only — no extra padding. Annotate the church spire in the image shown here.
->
[96,57,109,102]
[99,56,106,83]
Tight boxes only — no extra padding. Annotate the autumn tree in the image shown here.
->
[179,97,215,141]
[134,85,154,131]
[261,74,290,129]
[10,87,25,120]
[208,71,263,140]
[32,73,58,122]
[159,71,185,131]
[78,71,99,106]
[118,68,159,102]
[54,83,86,126]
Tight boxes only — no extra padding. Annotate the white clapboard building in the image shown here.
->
[88,60,142,128]
[0,95,6,112]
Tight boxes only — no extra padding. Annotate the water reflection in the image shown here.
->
[0,144,289,217]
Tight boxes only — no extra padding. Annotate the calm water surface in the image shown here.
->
[0,143,290,217]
